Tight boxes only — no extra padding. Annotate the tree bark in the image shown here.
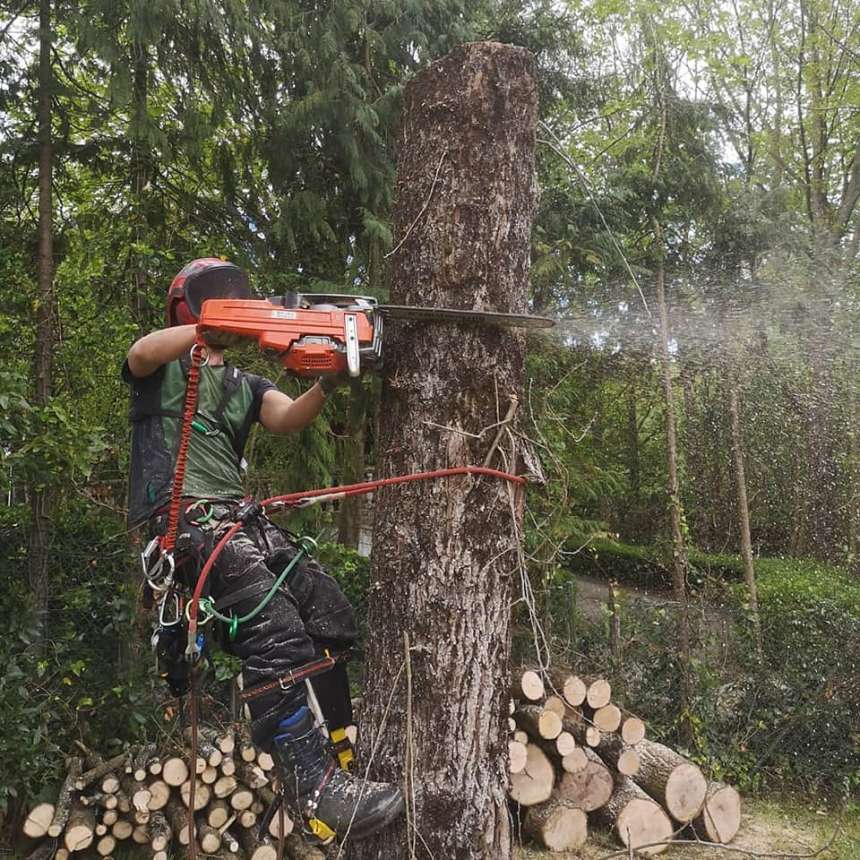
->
[350,41,537,860]
[29,0,55,651]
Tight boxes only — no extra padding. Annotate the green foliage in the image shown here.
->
[555,547,859,794]
[0,504,158,817]
[562,537,756,590]
[0,371,108,491]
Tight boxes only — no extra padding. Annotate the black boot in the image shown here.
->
[273,706,404,842]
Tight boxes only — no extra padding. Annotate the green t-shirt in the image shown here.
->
[123,358,276,526]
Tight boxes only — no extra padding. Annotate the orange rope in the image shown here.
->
[160,338,205,554]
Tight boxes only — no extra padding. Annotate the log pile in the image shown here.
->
[21,728,327,860]
[22,673,742,858]
[508,668,742,854]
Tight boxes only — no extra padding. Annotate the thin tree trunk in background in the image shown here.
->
[653,232,693,746]
[29,0,55,649]
[679,359,707,546]
[727,375,763,661]
[623,384,641,541]
[351,41,537,860]
[130,43,149,330]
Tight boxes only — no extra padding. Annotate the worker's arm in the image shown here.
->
[258,382,331,434]
[126,325,199,378]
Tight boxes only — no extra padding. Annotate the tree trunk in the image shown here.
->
[350,41,537,860]
[653,240,693,745]
[130,42,150,329]
[727,374,763,661]
[29,0,55,651]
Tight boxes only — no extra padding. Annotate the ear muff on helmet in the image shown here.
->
[166,258,251,326]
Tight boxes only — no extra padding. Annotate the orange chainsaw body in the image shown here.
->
[198,297,379,378]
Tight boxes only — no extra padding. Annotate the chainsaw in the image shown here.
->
[187,278,554,379]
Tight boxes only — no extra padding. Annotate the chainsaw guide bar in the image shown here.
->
[378,304,555,329]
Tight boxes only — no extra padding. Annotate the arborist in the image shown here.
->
[123,257,404,842]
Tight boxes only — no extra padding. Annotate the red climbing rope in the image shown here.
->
[185,465,527,646]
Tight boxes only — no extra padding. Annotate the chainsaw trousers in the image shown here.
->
[200,516,357,749]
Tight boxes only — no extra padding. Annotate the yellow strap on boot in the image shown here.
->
[329,727,354,770]
[307,818,336,844]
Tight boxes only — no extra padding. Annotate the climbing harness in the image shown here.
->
[194,535,318,640]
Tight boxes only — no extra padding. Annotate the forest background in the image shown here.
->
[0,0,857,842]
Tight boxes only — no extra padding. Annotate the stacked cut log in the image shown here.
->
[20,726,334,860]
[508,668,742,855]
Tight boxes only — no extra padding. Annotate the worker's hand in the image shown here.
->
[317,372,356,396]
[198,326,246,350]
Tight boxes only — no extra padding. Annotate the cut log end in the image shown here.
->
[593,703,622,733]
[509,744,554,807]
[562,675,587,707]
[558,753,613,812]
[616,747,641,776]
[561,748,588,774]
[666,763,708,822]
[621,716,646,745]
[555,731,576,756]
[23,803,55,839]
[514,669,545,702]
[508,740,528,774]
[543,695,566,717]
[586,678,612,709]
[616,797,674,856]
[694,783,742,844]
[523,796,588,851]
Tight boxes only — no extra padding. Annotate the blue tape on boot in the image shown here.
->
[274,705,310,742]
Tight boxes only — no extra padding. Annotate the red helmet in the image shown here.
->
[166,258,250,326]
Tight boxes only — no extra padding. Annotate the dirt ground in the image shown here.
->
[515,796,860,859]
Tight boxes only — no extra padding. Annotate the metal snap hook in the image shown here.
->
[190,341,210,366]
[158,590,182,627]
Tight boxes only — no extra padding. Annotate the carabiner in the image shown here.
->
[147,552,175,593]
[296,535,318,554]
[186,596,214,626]
[140,535,161,578]
[158,590,183,627]
[189,341,210,366]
